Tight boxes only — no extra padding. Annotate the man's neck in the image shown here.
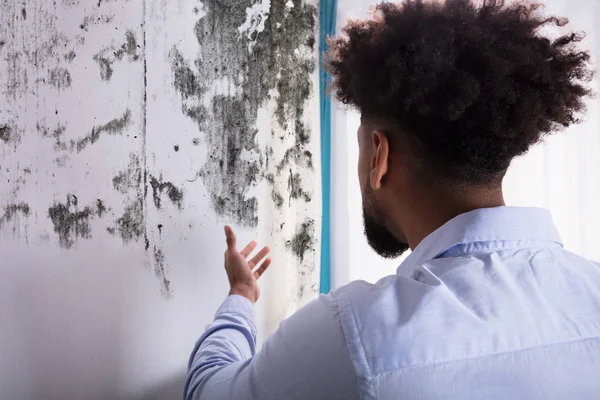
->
[396,185,506,250]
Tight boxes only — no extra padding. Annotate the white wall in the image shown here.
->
[0,1,320,399]
[331,0,600,288]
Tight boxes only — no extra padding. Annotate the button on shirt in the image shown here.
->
[184,207,600,399]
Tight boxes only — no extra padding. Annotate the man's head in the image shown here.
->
[326,0,593,257]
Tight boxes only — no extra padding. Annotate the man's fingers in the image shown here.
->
[240,241,257,258]
[224,225,236,251]
[254,258,271,279]
[249,246,270,267]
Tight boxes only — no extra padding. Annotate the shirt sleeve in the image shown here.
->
[183,293,360,400]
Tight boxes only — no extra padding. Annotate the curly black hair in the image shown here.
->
[326,0,593,185]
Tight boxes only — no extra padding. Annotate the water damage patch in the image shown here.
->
[47,194,105,249]
[169,0,317,227]
[93,30,140,81]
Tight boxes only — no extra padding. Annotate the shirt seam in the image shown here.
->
[332,291,364,399]
[336,288,375,399]
[371,334,600,378]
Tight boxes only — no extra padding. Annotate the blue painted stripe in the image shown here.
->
[319,0,336,294]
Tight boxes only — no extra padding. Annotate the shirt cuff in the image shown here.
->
[215,294,257,338]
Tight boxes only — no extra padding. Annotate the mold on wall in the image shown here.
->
[170,0,317,229]
[0,0,320,305]
[48,194,106,249]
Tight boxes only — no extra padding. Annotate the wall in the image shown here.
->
[0,1,321,399]
[331,0,600,288]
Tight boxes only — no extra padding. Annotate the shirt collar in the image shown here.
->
[397,206,563,275]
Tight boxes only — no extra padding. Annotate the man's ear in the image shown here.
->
[370,130,389,190]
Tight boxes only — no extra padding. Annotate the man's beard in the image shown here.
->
[362,199,410,259]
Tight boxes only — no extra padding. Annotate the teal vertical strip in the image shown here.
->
[319,0,336,294]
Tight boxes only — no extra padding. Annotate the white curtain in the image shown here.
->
[331,0,600,288]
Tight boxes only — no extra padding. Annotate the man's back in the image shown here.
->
[185,207,600,399]
[336,207,600,399]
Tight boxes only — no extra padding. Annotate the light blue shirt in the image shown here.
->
[184,207,600,399]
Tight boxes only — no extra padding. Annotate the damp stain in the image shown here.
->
[47,194,105,249]
[169,0,317,227]
[76,109,131,152]
[153,246,172,298]
[93,30,140,81]
[47,67,72,89]
[149,175,183,210]
[286,218,315,263]
[0,203,30,229]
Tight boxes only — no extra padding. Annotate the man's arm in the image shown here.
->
[183,292,360,400]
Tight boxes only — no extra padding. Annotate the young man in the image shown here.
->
[184,1,599,399]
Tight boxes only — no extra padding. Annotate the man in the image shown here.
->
[184,1,599,399]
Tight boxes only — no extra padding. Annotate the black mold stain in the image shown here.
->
[37,121,68,150]
[64,50,76,62]
[76,109,131,152]
[96,199,106,217]
[93,30,140,81]
[116,200,144,243]
[112,153,142,194]
[94,55,113,81]
[149,175,183,210]
[110,154,145,243]
[0,125,11,142]
[286,219,315,263]
[21,7,26,20]
[192,138,200,146]
[0,203,30,229]
[47,195,105,249]
[287,169,311,204]
[170,0,316,227]
[174,145,179,152]
[153,246,172,298]
[80,13,114,31]
[48,68,72,89]
[271,189,284,208]
[157,224,163,235]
